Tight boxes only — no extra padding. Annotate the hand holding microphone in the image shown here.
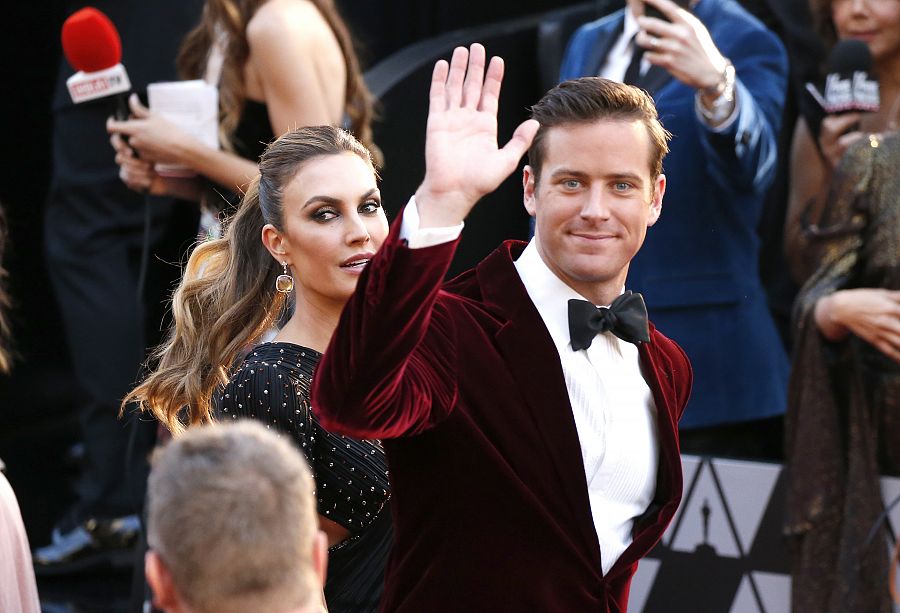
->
[806,39,880,169]
[819,114,865,170]
[106,94,200,169]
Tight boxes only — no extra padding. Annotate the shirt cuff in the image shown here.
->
[398,196,464,248]
[695,89,740,133]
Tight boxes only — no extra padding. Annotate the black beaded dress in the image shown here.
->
[218,342,391,612]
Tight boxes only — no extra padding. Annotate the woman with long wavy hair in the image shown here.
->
[126,126,392,611]
[107,0,377,204]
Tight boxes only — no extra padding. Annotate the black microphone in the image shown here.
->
[807,39,880,115]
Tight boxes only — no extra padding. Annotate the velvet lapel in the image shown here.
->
[585,13,625,77]
[476,241,602,570]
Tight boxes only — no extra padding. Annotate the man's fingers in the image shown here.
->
[500,119,540,166]
[635,30,665,52]
[642,51,671,68]
[461,44,486,109]
[446,46,469,109]
[478,56,505,115]
[636,15,680,40]
[429,59,449,112]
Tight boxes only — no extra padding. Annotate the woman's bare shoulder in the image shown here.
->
[247,0,330,42]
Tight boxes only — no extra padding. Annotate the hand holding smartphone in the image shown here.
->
[644,0,691,22]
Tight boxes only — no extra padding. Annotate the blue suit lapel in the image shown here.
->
[583,13,625,76]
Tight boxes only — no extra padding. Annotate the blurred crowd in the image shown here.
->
[0,0,898,611]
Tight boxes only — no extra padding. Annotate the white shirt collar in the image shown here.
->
[623,6,641,43]
[514,240,625,354]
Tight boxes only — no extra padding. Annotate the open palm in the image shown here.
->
[416,44,539,227]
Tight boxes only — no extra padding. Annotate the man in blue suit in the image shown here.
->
[561,0,789,455]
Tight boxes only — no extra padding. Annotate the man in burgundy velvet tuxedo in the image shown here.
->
[313,44,692,612]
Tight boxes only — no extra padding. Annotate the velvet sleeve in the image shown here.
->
[312,212,462,439]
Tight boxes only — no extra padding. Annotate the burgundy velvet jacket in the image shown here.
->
[313,219,692,612]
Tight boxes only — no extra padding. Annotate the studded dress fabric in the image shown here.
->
[785,133,900,613]
[218,342,391,612]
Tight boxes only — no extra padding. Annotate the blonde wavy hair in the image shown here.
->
[178,0,379,162]
[125,126,375,434]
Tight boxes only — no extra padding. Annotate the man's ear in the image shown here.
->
[146,550,181,612]
[648,173,665,227]
[522,165,537,218]
[261,223,289,265]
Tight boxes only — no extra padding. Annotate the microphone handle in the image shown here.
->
[114,92,130,121]
[114,91,137,153]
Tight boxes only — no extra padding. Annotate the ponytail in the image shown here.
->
[124,179,284,434]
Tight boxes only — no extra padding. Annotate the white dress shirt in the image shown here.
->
[400,199,660,574]
[597,9,647,84]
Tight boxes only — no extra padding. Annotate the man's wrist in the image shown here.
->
[697,59,736,126]
[414,185,472,229]
[699,59,735,108]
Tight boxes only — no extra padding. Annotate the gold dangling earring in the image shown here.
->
[276,262,294,294]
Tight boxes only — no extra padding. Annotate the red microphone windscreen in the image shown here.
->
[61,7,122,73]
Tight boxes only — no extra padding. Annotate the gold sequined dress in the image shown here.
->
[786,133,900,613]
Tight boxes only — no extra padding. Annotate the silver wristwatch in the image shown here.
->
[698,60,736,124]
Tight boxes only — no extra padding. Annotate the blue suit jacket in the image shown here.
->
[561,0,789,428]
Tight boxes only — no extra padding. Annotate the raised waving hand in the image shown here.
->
[415,44,540,228]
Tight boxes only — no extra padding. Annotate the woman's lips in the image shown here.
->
[847,31,878,43]
[340,253,375,274]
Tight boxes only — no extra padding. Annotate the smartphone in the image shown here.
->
[644,0,691,22]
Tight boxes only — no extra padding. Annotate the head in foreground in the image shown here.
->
[145,420,327,613]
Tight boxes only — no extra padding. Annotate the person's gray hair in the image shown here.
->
[147,420,317,613]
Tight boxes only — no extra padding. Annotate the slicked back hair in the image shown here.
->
[528,77,671,184]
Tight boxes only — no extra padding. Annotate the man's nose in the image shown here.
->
[580,187,612,220]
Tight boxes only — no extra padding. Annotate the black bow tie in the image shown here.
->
[568,291,650,350]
